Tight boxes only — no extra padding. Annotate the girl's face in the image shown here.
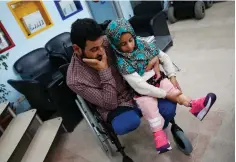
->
[119,32,135,53]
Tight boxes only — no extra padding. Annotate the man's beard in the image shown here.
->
[81,51,102,61]
[81,50,87,59]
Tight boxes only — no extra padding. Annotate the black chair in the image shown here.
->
[45,32,72,63]
[13,48,62,81]
[132,1,164,17]
[150,11,173,51]
[59,63,70,80]
[8,77,83,132]
[128,1,165,37]
[7,79,56,121]
[11,50,83,132]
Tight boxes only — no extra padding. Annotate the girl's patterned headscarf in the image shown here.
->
[105,18,159,76]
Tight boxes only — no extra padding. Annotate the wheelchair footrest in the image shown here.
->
[116,146,125,152]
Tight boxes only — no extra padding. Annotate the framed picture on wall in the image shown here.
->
[54,0,83,20]
[8,1,53,39]
[0,21,15,54]
[21,10,47,35]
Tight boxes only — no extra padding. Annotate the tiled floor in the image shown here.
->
[46,2,235,162]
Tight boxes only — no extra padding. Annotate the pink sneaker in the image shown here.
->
[153,130,172,154]
[190,93,217,121]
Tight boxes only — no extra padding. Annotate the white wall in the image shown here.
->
[0,1,91,111]
[119,1,134,19]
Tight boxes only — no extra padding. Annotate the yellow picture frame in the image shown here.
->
[7,0,54,39]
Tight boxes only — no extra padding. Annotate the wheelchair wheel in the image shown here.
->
[172,130,193,155]
[205,0,213,8]
[75,99,113,157]
[194,1,205,19]
[168,6,177,24]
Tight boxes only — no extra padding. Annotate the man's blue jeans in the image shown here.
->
[110,99,177,135]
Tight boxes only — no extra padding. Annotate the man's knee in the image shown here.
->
[112,110,141,135]
[158,99,177,120]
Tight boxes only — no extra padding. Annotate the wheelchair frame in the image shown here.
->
[75,95,134,161]
[75,95,193,162]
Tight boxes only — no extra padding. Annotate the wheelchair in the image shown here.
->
[167,0,214,24]
[75,95,193,162]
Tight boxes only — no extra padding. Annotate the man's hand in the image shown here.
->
[165,91,182,103]
[170,76,182,92]
[83,53,108,71]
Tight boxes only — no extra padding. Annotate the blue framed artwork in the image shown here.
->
[54,1,83,20]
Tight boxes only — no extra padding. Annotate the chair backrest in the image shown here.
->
[150,11,172,51]
[62,44,73,62]
[151,11,171,36]
[133,1,163,16]
[7,79,56,111]
[45,32,72,61]
[100,20,112,31]
[14,48,56,80]
[129,15,154,37]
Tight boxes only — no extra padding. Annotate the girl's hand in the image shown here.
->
[153,58,161,79]
[146,56,157,72]
[146,56,161,76]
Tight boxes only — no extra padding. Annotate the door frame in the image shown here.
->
[86,1,124,21]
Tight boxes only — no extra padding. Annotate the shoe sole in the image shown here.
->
[157,142,172,154]
[197,93,217,121]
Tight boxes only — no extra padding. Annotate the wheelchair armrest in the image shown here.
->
[33,70,63,88]
[49,53,69,69]
[46,74,77,103]
[46,75,64,89]
[46,79,66,101]
[19,72,41,80]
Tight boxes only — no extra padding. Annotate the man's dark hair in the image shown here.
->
[70,18,104,49]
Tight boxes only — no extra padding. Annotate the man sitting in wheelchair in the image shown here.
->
[67,18,217,154]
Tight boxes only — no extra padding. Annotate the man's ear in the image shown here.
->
[72,44,82,56]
